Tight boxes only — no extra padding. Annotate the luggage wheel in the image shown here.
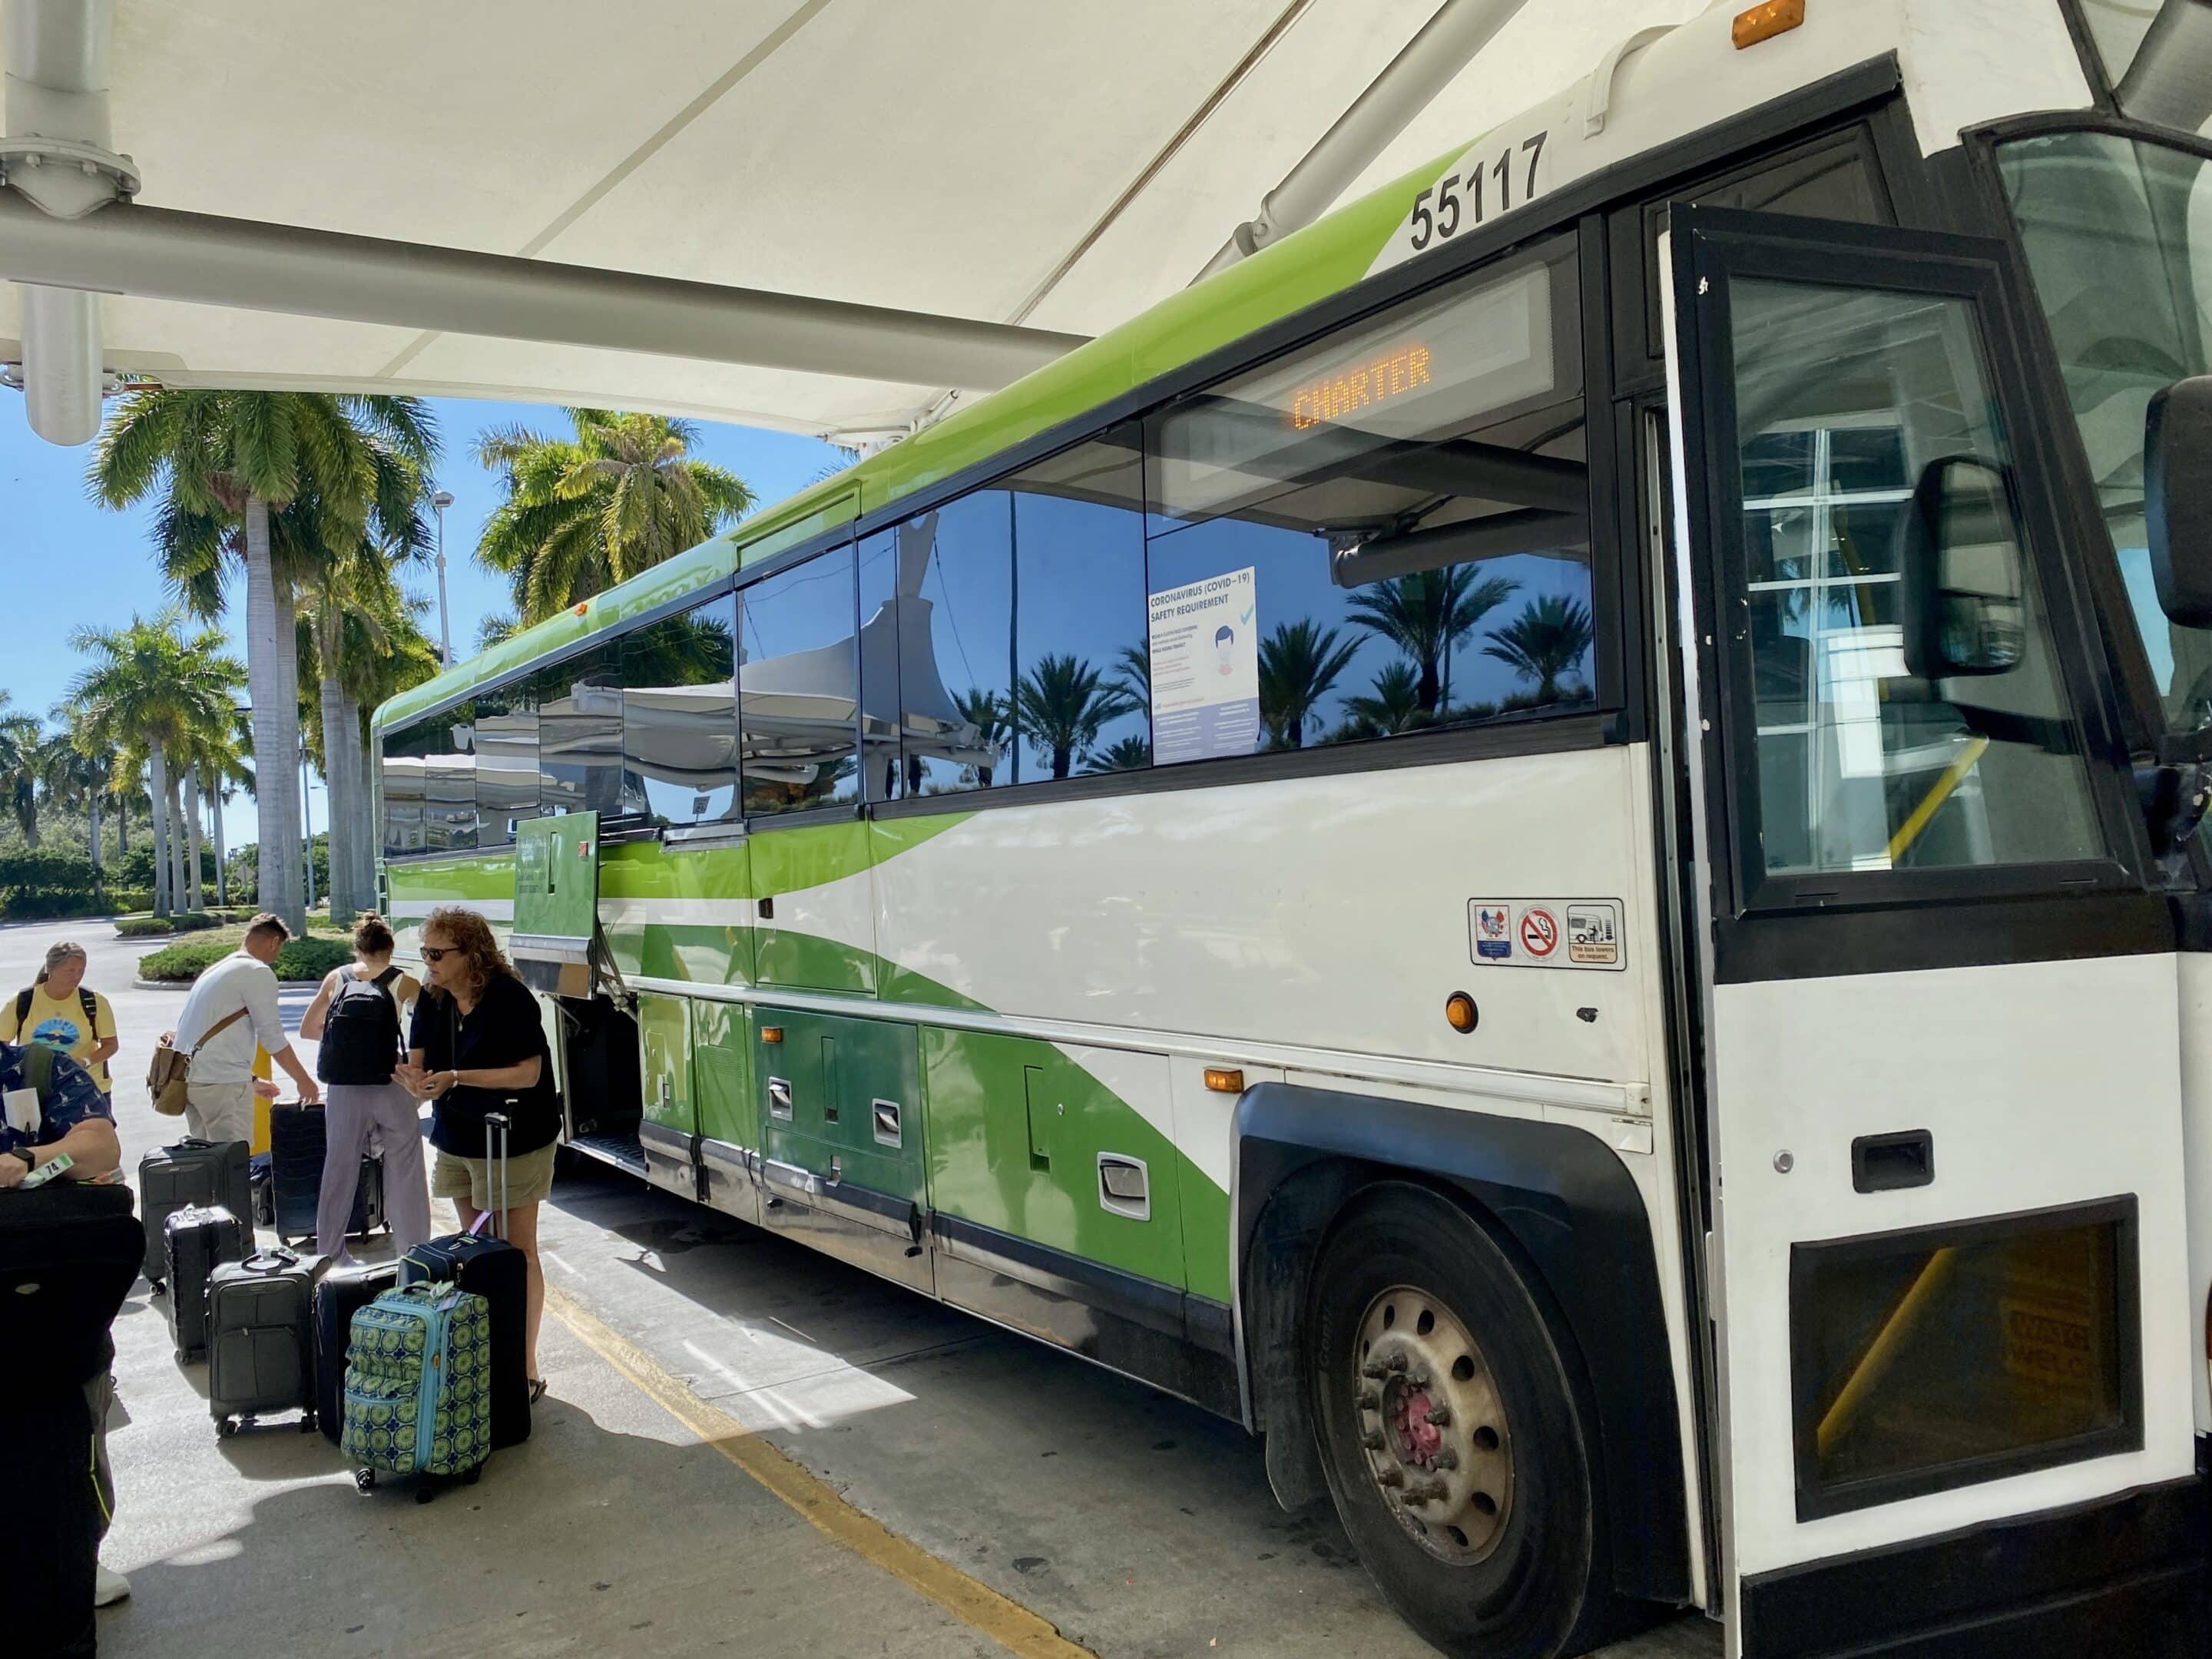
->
[354,1469,376,1493]
[414,1483,439,1505]
[217,1416,237,1439]
[463,1465,482,1486]
[300,1413,316,1435]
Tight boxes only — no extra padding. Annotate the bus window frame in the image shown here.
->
[1670,208,2152,931]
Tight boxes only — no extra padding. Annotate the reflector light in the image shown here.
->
[1203,1067,1244,1094]
[761,1026,783,1045]
[572,601,590,616]
[1732,0,1805,48]
[1445,992,1479,1033]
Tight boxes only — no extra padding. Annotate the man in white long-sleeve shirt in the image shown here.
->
[172,912,320,1142]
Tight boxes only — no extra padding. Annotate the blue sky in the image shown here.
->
[0,392,846,853]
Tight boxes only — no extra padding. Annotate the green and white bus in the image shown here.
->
[375,4,2212,1652]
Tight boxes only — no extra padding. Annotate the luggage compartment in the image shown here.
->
[557,995,645,1174]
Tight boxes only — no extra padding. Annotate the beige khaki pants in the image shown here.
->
[183,1078,255,1146]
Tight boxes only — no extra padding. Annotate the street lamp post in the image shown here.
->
[301,740,316,910]
[432,488,455,667]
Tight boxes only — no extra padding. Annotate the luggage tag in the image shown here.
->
[3,1086,38,1136]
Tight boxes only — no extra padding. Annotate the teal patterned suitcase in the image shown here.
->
[340,1281,492,1495]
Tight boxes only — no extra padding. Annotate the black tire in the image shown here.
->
[1306,1184,1627,1659]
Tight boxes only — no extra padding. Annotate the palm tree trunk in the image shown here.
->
[167,766,190,916]
[114,787,125,873]
[147,743,172,919]
[344,700,376,912]
[212,784,229,908]
[245,492,305,932]
[87,796,101,876]
[184,766,206,912]
[317,609,356,925]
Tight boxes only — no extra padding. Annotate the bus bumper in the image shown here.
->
[1737,1475,2209,1657]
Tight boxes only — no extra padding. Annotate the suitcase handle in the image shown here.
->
[241,1247,300,1273]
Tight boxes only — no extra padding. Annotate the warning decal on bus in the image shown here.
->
[1467,899,1624,971]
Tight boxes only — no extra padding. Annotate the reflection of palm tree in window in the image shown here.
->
[1259,620,1359,750]
[1483,595,1594,704]
[1339,661,1427,738]
[953,687,1010,788]
[1345,568,1518,716]
[1114,642,1150,707]
[1015,657,1137,780]
[1083,735,1152,773]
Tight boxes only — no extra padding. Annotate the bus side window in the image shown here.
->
[475,677,539,843]
[621,596,739,829]
[740,545,863,819]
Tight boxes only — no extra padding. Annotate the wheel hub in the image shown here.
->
[1352,1284,1514,1563]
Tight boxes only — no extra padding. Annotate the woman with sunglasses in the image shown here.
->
[396,906,561,1402]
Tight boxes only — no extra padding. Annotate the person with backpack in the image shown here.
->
[0,942,119,1105]
[298,912,429,1260]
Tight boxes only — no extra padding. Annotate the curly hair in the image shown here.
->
[418,906,518,1003]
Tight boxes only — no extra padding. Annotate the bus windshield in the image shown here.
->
[1999,128,2212,732]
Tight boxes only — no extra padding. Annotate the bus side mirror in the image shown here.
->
[2146,376,2212,628]
[1898,455,2026,679]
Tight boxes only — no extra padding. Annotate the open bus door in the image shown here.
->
[1657,207,2202,1655]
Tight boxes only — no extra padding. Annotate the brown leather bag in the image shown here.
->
[146,1005,248,1116]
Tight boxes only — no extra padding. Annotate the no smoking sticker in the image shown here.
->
[1468,898,1625,971]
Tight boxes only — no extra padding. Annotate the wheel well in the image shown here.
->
[1234,1083,1690,1606]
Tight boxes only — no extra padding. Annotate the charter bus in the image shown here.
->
[373,3,2212,1653]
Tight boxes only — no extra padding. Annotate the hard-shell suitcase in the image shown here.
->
[249,1152,274,1227]
[138,1137,251,1287]
[398,1111,530,1449]
[314,1260,399,1445]
[164,1203,246,1363]
[207,1246,329,1434]
[343,1280,492,1498]
[0,1182,140,1409]
[267,1101,386,1244]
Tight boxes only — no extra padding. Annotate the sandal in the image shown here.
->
[528,1377,549,1406]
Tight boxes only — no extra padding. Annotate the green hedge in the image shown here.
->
[138,935,352,984]
[114,912,226,939]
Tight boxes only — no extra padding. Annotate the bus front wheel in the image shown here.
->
[1306,1185,1627,1659]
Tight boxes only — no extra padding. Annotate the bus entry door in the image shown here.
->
[1661,207,2193,1654]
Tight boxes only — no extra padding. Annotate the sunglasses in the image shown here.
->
[419,945,455,962]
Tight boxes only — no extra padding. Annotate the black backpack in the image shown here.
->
[316,967,403,1085]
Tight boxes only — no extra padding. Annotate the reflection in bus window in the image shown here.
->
[1725,277,2101,877]
[379,707,477,856]
[474,679,539,843]
[536,644,624,818]
[868,495,1016,799]
[621,597,739,829]
[1144,236,1594,764]
[740,545,861,817]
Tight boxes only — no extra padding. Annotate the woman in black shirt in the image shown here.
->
[396,906,560,1399]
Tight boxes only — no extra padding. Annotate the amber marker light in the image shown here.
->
[572,601,590,617]
[1203,1068,1245,1094]
[1445,992,1479,1033]
[1732,0,1805,48]
[761,1026,784,1045]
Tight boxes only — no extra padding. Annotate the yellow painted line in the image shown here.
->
[544,1284,1094,1659]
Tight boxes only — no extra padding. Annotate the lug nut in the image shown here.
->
[1357,1389,1381,1411]
[1425,1403,1451,1427]
[1359,1429,1384,1451]
[1432,1449,1458,1472]
[1376,1466,1404,1488]
[1385,1353,1409,1373]
[1360,1361,1387,1380]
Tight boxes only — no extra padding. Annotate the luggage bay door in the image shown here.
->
[512,811,600,996]
[1660,208,2191,1651]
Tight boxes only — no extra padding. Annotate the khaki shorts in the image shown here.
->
[430,1141,557,1213]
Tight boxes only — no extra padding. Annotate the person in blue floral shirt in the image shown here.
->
[0,1037,118,1189]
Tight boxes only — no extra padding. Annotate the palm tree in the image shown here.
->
[67,612,243,918]
[1258,619,1359,750]
[41,717,110,886]
[0,698,44,846]
[952,687,1010,789]
[91,389,438,932]
[1483,594,1596,703]
[1012,656,1137,780]
[475,410,753,625]
[177,710,251,910]
[1345,567,1519,717]
[1114,642,1151,708]
[1083,734,1153,773]
[1339,661,1429,738]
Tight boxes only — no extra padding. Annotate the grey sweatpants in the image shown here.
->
[316,1082,432,1259]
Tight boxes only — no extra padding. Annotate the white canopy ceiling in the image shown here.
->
[0,0,1696,444]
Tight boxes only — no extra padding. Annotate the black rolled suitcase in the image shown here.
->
[164,1203,247,1363]
[267,1101,386,1245]
[312,1259,399,1445]
[399,1111,531,1449]
[138,1137,252,1286]
[207,1246,329,1434]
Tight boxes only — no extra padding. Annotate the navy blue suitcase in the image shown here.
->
[313,1260,399,1445]
[268,1102,386,1245]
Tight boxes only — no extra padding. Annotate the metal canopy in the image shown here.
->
[0,0,1692,444]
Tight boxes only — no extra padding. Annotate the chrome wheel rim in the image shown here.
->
[1351,1283,1515,1563]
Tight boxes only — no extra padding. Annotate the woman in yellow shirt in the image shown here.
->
[0,941,120,1100]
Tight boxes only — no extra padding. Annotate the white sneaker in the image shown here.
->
[94,1565,131,1608]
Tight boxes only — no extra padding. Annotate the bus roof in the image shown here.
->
[379,0,2091,731]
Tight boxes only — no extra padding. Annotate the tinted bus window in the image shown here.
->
[621,597,740,830]
[538,645,624,818]
[871,494,1016,800]
[474,678,539,842]
[1144,235,1593,764]
[380,707,477,856]
[740,545,860,818]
